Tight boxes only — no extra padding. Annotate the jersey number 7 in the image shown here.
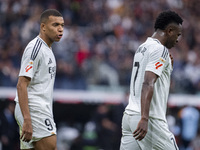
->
[133,62,140,96]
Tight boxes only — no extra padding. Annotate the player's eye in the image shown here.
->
[52,23,59,27]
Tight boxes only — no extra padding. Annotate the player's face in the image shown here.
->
[165,24,182,49]
[44,16,64,43]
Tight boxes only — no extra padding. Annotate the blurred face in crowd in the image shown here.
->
[164,23,182,49]
[41,15,64,46]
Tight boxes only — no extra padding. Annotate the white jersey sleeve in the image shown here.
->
[146,47,168,77]
[19,41,42,78]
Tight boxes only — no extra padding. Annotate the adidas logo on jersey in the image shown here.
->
[48,58,52,65]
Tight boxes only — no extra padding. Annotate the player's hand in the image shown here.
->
[21,118,33,142]
[133,118,148,141]
[170,53,173,67]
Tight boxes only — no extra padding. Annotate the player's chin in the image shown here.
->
[54,38,61,42]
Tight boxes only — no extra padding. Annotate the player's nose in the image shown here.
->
[58,25,63,32]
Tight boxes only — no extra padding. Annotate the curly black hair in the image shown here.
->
[154,10,183,31]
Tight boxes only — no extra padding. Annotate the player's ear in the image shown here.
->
[165,24,175,36]
[41,23,46,32]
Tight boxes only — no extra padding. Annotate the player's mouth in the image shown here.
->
[57,34,63,39]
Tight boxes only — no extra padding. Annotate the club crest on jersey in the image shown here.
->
[155,62,163,69]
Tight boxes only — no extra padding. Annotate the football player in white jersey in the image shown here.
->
[14,9,64,150]
[120,10,183,150]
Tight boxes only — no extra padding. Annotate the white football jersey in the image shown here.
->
[125,37,173,122]
[15,36,56,117]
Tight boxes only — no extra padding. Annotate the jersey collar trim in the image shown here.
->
[149,37,161,44]
[37,36,51,49]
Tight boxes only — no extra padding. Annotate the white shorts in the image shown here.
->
[120,113,179,150]
[14,102,57,149]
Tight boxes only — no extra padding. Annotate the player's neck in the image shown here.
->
[151,30,165,46]
[39,33,53,48]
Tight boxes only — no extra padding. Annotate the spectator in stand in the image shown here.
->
[91,104,118,150]
[179,106,200,150]
[0,100,19,150]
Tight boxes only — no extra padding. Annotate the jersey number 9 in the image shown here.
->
[45,118,53,131]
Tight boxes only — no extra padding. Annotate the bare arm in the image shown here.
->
[17,76,32,142]
[141,71,158,121]
[133,71,158,141]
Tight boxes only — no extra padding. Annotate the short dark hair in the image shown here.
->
[40,9,62,24]
[154,10,183,31]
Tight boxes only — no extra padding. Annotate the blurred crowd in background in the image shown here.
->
[0,0,200,150]
[1,0,200,94]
